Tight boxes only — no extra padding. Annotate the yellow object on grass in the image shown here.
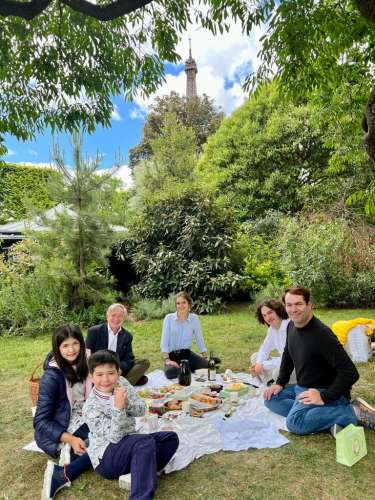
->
[331,318,375,345]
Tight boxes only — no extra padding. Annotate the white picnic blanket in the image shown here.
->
[23,370,289,473]
[137,370,289,473]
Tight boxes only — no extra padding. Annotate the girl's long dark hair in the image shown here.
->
[52,324,88,385]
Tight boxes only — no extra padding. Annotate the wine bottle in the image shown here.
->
[178,359,191,386]
[208,351,216,381]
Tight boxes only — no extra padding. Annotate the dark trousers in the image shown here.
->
[96,432,179,500]
[164,349,208,380]
[65,424,92,481]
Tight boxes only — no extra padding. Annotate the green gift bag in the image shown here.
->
[336,424,367,467]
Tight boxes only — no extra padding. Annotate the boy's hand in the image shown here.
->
[114,386,128,409]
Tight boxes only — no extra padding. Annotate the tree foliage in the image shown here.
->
[0,163,58,223]
[119,188,241,313]
[197,83,334,221]
[278,214,375,307]
[131,113,197,207]
[30,133,123,310]
[129,92,223,167]
[0,1,265,143]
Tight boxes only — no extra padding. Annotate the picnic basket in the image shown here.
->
[29,362,43,407]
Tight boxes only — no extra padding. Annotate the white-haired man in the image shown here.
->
[86,303,150,385]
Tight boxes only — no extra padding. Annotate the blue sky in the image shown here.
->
[3,23,264,184]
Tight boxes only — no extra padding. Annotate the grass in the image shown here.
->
[1,303,375,499]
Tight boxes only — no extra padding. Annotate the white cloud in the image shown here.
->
[111,104,122,122]
[28,149,38,157]
[97,165,133,190]
[112,165,133,189]
[130,21,265,117]
[5,148,16,156]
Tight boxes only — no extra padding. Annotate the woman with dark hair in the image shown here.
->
[249,299,295,385]
[161,291,215,380]
[34,324,92,499]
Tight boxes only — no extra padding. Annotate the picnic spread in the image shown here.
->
[24,369,289,472]
[134,369,289,474]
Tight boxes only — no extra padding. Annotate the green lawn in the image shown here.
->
[1,304,375,499]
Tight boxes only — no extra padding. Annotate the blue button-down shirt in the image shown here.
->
[160,312,207,353]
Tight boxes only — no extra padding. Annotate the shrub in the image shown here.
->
[278,215,375,307]
[0,163,57,223]
[118,188,242,313]
[131,295,176,321]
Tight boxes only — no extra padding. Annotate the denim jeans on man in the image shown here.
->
[264,384,357,435]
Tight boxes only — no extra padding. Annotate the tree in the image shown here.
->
[118,187,241,313]
[197,83,336,221]
[131,112,197,207]
[129,92,223,167]
[0,1,264,143]
[31,133,124,310]
[242,1,375,166]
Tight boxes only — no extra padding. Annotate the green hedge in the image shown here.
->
[0,163,58,223]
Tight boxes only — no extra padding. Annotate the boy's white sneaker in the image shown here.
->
[41,460,71,500]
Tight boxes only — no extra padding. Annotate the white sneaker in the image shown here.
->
[119,473,131,491]
[41,460,70,500]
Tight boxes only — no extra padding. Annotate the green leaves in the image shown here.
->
[119,188,241,313]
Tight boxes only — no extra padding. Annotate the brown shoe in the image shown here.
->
[135,375,148,386]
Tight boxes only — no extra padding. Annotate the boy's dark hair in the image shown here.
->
[255,299,288,325]
[52,324,88,384]
[88,349,120,374]
[282,286,311,304]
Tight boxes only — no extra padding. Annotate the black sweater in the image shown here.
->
[276,316,359,403]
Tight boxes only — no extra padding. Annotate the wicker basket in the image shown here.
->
[29,362,42,407]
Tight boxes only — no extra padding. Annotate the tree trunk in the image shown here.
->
[362,86,375,165]
[354,0,375,23]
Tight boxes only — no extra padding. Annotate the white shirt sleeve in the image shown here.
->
[160,315,171,353]
[192,315,207,353]
[256,326,277,364]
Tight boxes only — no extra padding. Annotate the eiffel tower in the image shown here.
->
[185,38,197,98]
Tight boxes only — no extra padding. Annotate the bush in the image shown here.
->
[0,241,114,336]
[250,283,290,311]
[0,163,57,223]
[278,215,375,307]
[131,295,176,321]
[119,188,242,313]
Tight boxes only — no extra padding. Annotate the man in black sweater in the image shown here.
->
[264,287,375,434]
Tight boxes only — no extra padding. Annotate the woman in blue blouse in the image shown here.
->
[161,291,209,379]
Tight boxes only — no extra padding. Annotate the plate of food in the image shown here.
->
[164,399,183,411]
[189,393,221,412]
[159,383,185,394]
[221,383,249,397]
[137,389,165,399]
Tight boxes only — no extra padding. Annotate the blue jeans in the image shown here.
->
[264,384,357,435]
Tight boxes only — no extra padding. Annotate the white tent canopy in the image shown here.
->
[0,204,126,240]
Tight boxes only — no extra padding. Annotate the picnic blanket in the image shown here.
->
[137,370,289,473]
[23,370,289,474]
